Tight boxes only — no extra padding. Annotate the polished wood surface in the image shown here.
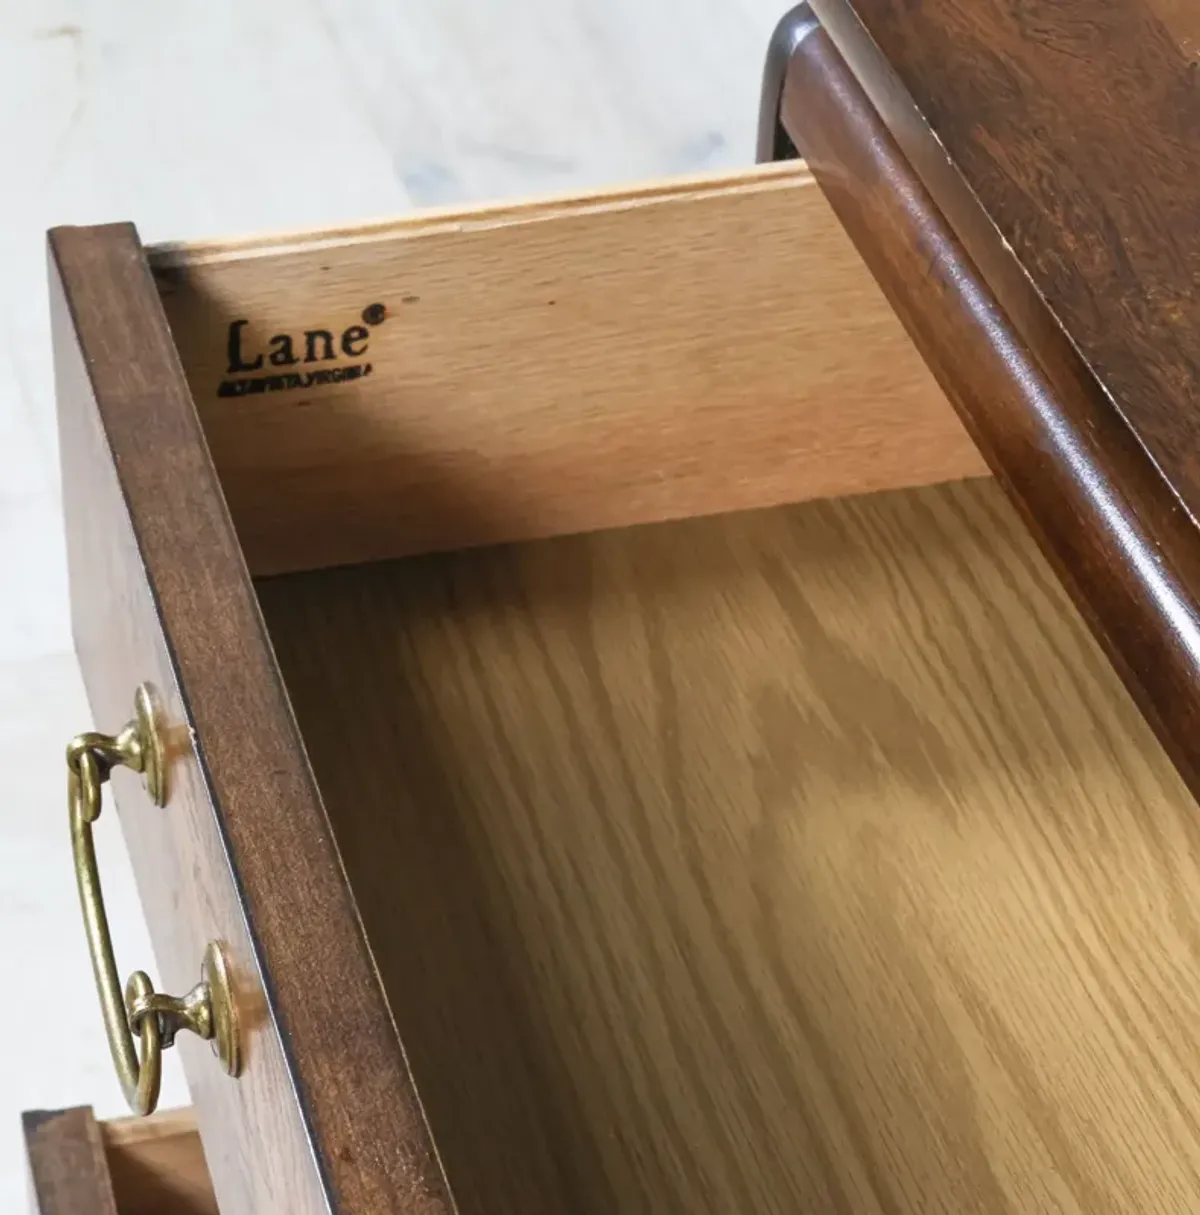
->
[100,1111,216,1215]
[149,164,978,577]
[258,476,1200,1214]
[50,224,452,1215]
[24,1108,119,1215]
[810,0,1200,502]
[789,1,1200,803]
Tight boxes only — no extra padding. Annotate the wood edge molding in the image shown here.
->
[100,1109,217,1215]
[777,19,1200,801]
[145,161,811,268]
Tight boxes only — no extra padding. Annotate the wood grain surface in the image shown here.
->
[793,0,1200,804]
[258,476,1200,1214]
[23,1108,119,1215]
[809,0,1200,507]
[148,164,979,575]
[51,224,453,1215]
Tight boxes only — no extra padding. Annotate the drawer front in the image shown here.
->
[24,1107,215,1215]
[50,225,453,1215]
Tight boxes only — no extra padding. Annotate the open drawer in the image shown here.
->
[45,148,1200,1215]
[24,1107,215,1215]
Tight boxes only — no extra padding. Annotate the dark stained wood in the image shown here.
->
[149,167,973,578]
[809,0,1200,504]
[24,1108,120,1215]
[256,477,1200,1214]
[50,223,454,1215]
[776,21,1200,808]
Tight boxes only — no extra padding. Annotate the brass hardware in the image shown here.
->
[68,684,241,1116]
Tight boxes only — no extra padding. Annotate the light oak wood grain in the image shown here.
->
[1144,0,1200,56]
[100,1110,216,1215]
[258,476,1200,1215]
[150,164,980,575]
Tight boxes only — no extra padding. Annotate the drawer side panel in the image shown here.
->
[50,223,452,1215]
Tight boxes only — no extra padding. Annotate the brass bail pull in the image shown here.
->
[67,684,240,1116]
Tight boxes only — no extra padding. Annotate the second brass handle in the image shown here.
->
[67,683,240,1116]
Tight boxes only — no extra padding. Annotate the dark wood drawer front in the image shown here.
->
[50,224,451,1215]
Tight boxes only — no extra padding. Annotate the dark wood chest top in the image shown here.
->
[815,0,1200,513]
[778,0,1200,799]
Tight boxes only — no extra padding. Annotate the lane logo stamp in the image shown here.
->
[218,302,387,398]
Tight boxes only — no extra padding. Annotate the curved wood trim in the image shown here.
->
[99,1109,216,1215]
[778,23,1200,797]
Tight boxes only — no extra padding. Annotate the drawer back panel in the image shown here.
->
[148,163,983,577]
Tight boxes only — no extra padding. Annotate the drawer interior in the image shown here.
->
[23,1107,216,1215]
[99,1112,216,1215]
[149,165,1200,1211]
[148,162,984,577]
[254,478,1195,1215]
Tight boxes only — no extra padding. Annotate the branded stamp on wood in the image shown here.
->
[219,302,387,397]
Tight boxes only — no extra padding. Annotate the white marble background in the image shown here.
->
[0,0,787,1204]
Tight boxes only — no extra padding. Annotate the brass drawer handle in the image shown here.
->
[67,683,241,1115]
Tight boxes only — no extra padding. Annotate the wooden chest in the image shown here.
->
[27,3,1200,1211]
